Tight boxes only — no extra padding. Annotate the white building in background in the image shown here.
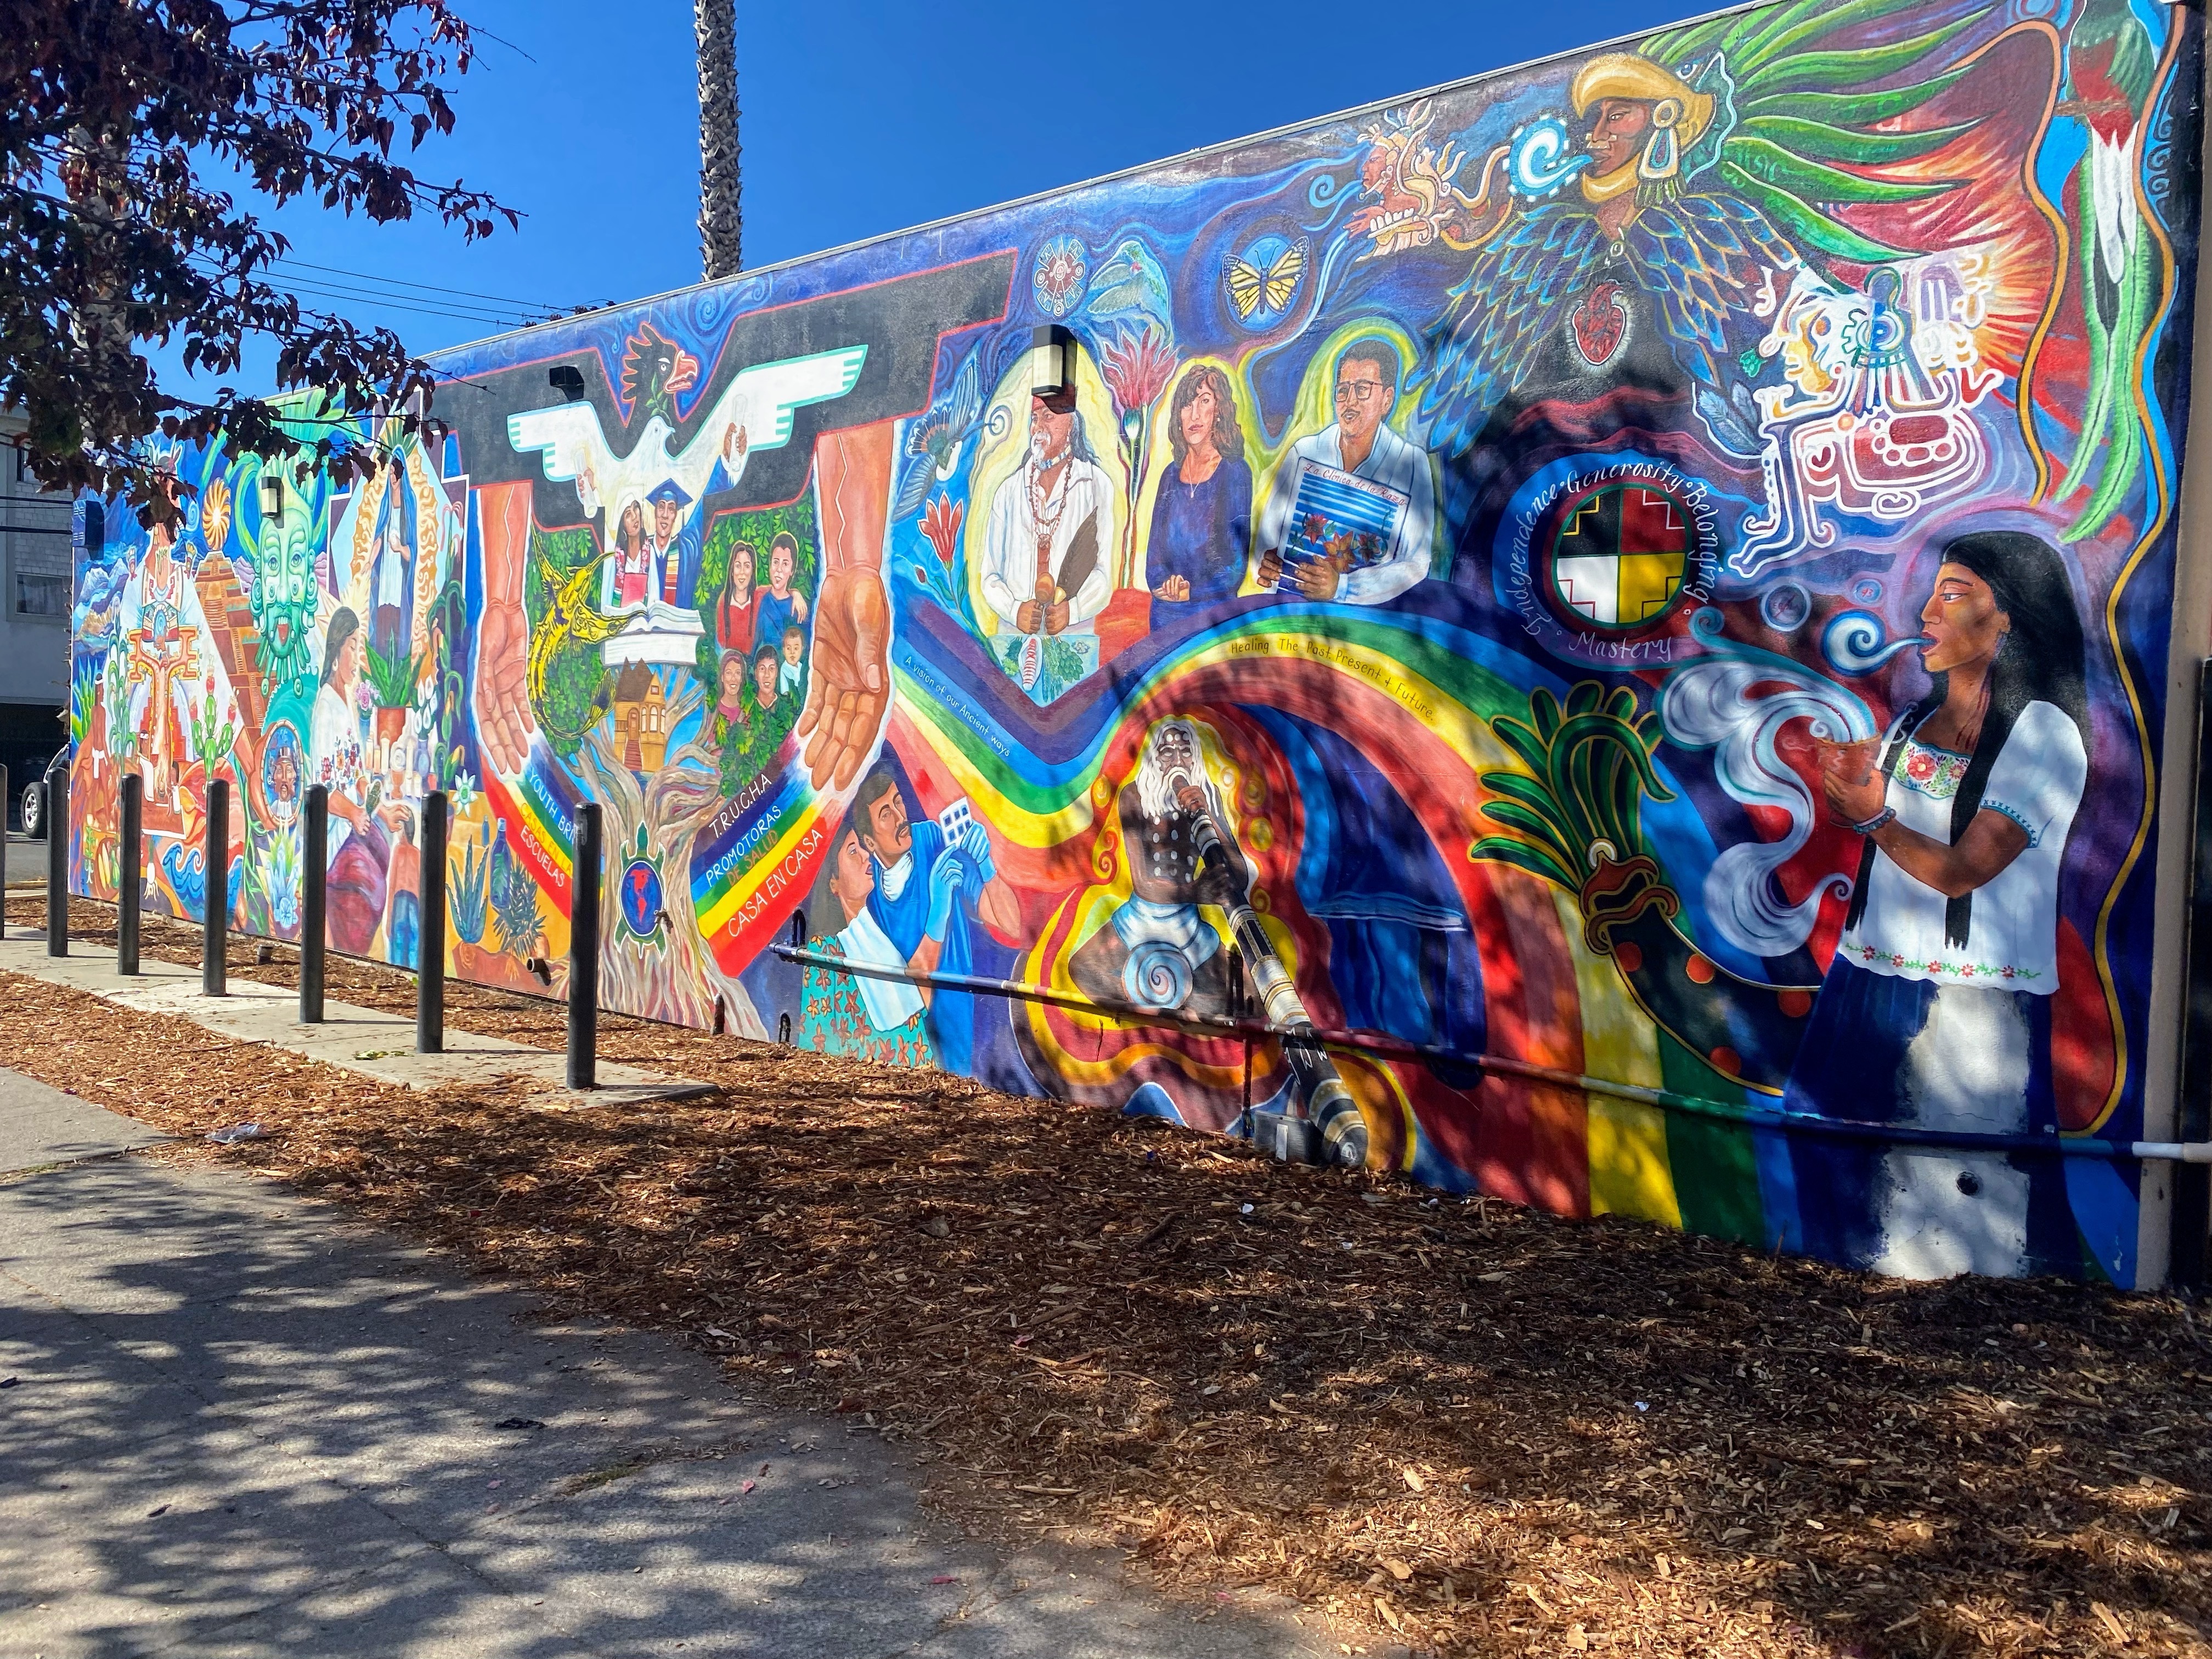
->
[0,411,72,822]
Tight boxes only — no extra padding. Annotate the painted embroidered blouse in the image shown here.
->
[1837,699,2086,992]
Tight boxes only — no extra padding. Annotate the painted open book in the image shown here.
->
[1273,460,1406,589]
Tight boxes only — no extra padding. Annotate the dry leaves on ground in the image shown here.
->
[4,896,2209,1658]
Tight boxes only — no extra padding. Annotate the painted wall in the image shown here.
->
[69,0,2207,1285]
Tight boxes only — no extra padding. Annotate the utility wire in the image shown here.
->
[278,291,529,330]
[185,253,572,329]
[270,276,538,329]
[195,264,541,329]
[185,255,530,328]
[259,268,535,323]
[265,255,573,314]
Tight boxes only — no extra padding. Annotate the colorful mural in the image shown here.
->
[69,0,2206,1285]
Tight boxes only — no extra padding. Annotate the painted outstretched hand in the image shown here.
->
[793,561,890,792]
[477,585,535,776]
[474,484,538,777]
[794,422,898,792]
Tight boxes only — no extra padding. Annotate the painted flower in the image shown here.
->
[920,493,965,568]
[1099,323,1177,420]
[1903,749,1937,783]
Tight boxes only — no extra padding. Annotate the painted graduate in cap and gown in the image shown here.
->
[645,478,706,611]
[628,420,748,617]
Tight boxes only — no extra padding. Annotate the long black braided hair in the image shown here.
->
[1842,531,2089,950]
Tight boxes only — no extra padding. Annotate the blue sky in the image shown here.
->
[227,0,1701,373]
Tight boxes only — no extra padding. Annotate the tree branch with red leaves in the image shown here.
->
[0,0,519,520]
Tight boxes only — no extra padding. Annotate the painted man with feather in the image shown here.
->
[1421,4,1979,466]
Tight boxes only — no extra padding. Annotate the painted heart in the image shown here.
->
[1570,283,1629,369]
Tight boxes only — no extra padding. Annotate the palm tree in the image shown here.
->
[696,0,742,280]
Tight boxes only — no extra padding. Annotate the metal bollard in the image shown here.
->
[44,762,66,957]
[416,791,447,1054]
[567,802,602,1090]
[118,774,142,976]
[203,776,228,996]
[301,786,327,1023]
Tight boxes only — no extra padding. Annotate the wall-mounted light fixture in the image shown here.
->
[1031,325,1077,402]
[259,473,283,525]
[549,365,586,403]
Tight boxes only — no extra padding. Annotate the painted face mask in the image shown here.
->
[247,514,320,693]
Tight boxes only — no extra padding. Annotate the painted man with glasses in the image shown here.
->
[1252,335,1436,604]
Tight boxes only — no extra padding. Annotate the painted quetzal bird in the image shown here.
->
[2053,0,2169,541]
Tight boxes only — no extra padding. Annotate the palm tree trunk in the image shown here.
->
[696,0,742,281]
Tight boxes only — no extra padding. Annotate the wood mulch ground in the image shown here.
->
[4,892,2208,1658]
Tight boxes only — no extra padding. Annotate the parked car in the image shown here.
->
[17,749,66,840]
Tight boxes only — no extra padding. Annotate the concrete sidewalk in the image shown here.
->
[0,1068,1328,1658]
[0,929,709,1108]
[0,1066,167,1175]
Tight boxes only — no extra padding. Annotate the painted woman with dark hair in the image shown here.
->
[1788,530,2090,1278]
[310,606,368,804]
[1146,364,1252,631]
[714,540,755,655]
[610,499,652,612]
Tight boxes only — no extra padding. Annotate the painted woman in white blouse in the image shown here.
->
[1785,531,2090,1281]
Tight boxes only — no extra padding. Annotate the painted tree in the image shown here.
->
[571,686,765,1036]
[0,0,516,519]
[696,0,743,280]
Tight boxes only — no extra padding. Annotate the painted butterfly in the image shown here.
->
[1223,238,1308,326]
